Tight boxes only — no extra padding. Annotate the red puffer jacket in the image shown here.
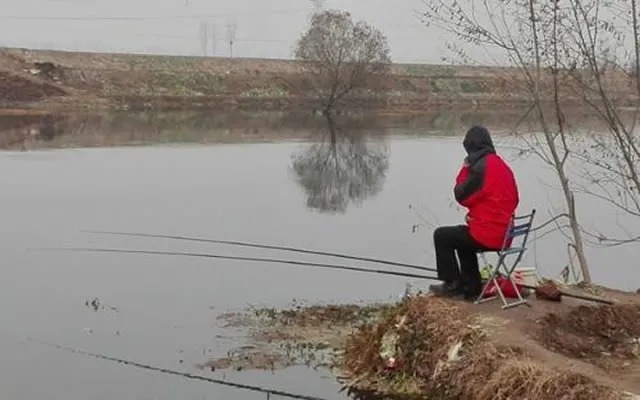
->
[454,126,519,250]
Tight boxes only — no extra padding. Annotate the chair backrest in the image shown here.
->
[499,209,536,258]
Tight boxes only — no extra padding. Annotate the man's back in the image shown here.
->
[468,153,519,249]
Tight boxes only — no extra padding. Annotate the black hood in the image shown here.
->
[463,125,495,164]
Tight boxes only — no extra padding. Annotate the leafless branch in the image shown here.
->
[531,213,571,232]
[294,9,391,114]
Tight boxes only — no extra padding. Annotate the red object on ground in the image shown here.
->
[535,283,563,302]
[383,357,403,371]
[482,276,524,299]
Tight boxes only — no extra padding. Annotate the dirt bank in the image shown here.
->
[1,47,636,114]
[209,286,640,399]
[0,71,68,102]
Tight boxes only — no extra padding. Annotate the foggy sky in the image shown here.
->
[0,0,459,63]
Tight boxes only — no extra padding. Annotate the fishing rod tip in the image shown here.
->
[80,229,111,234]
[26,247,69,252]
[25,247,48,252]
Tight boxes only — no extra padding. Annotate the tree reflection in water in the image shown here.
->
[290,115,390,214]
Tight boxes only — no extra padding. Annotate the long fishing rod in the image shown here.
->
[34,247,440,281]
[34,248,614,305]
[28,339,328,400]
[82,230,438,273]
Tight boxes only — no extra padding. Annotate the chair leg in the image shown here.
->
[474,258,501,304]
[500,265,530,310]
[475,253,496,303]
[475,257,530,309]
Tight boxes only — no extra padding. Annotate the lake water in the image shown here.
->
[1,111,638,400]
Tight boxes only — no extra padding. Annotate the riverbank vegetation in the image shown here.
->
[211,288,640,399]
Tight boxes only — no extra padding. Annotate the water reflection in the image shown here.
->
[0,109,575,151]
[36,115,60,141]
[290,116,389,214]
[1,110,639,400]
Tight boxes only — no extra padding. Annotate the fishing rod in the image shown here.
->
[82,230,438,273]
[34,246,615,305]
[28,339,328,400]
[34,247,440,281]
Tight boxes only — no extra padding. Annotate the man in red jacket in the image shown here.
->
[429,125,519,300]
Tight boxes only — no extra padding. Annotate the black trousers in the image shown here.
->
[433,225,490,291]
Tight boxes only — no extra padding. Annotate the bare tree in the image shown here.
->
[294,9,391,115]
[309,0,325,13]
[226,22,237,58]
[555,0,640,247]
[422,0,594,283]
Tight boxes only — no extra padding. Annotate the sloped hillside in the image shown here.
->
[0,47,636,112]
[0,70,68,103]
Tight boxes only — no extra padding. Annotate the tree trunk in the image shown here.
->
[530,0,592,284]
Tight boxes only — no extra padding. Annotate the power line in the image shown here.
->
[0,29,419,44]
[0,9,309,21]
[140,33,290,43]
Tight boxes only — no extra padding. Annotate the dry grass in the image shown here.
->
[341,295,493,397]
[475,359,623,400]
[339,294,626,400]
[342,296,484,384]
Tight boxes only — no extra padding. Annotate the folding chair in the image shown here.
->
[474,209,536,309]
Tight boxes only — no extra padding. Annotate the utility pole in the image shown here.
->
[210,23,216,56]
[226,21,236,58]
[198,21,208,56]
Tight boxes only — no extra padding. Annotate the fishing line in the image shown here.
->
[82,230,438,273]
[32,247,440,281]
[33,246,614,304]
[27,339,328,400]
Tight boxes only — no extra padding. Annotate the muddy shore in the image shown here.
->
[210,284,640,399]
[1,47,637,114]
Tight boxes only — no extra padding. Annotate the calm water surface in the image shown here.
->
[0,112,638,400]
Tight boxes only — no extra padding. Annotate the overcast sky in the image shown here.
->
[0,0,463,63]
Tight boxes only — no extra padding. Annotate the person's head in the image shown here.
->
[463,125,496,163]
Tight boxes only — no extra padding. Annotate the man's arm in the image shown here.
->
[454,158,487,206]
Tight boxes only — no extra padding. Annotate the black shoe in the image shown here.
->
[463,291,480,302]
[463,284,483,302]
[429,280,464,298]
